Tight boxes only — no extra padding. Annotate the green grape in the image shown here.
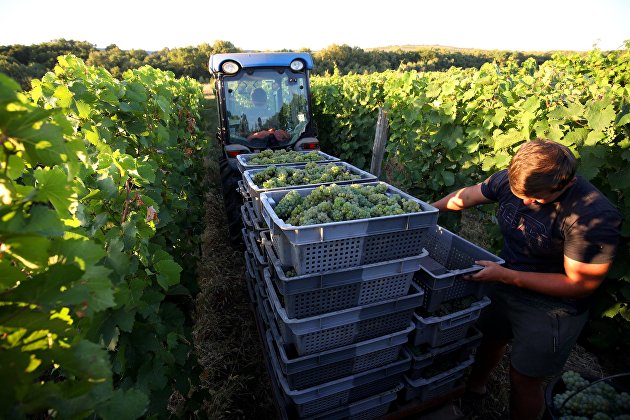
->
[252,162,361,189]
[248,149,326,164]
[273,184,423,226]
[554,371,629,418]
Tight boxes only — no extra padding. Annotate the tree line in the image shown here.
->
[1,38,575,90]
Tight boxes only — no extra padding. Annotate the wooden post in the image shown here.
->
[370,107,388,177]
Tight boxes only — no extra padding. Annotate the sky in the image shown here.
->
[1,0,629,52]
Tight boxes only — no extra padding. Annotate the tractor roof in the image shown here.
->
[209,52,314,74]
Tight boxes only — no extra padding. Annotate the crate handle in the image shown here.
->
[444,311,476,327]
[240,205,253,228]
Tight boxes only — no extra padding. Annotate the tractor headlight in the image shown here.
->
[290,59,305,71]
[221,60,239,74]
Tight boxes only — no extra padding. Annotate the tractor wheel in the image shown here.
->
[219,157,244,247]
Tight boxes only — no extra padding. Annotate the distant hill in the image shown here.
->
[365,44,477,52]
[364,44,575,54]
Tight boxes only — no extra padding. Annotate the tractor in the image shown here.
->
[208,52,320,243]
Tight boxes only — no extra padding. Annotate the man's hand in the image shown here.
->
[247,128,290,142]
[273,129,289,142]
[464,260,508,282]
[247,129,274,140]
[464,257,609,298]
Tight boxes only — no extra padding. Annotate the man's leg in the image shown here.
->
[466,335,510,394]
[509,366,545,420]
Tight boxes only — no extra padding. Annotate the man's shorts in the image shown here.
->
[477,283,589,378]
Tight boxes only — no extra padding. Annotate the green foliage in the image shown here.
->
[311,48,630,349]
[0,39,241,89]
[311,43,556,76]
[311,72,388,168]
[0,55,207,417]
[2,39,561,92]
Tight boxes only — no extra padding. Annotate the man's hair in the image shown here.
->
[508,139,577,196]
[251,88,267,106]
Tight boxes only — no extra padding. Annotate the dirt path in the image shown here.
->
[191,86,276,419]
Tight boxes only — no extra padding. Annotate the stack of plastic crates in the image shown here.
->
[255,179,438,419]
[400,225,504,403]
[238,151,372,317]
[239,150,343,312]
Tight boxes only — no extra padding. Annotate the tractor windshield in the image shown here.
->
[222,69,310,148]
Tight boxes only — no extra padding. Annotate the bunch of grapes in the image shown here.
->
[247,149,324,165]
[552,370,630,419]
[251,162,361,188]
[272,183,423,226]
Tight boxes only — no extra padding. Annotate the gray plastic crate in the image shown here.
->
[402,355,474,402]
[250,230,268,267]
[262,234,427,318]
[412,296,491,347]
[266,328,411,418]
[236,150,340,174]
[268,311,413,390]
[243,251,257,305]
[242,161,377,218]
[414,225,504,312]
[237,180,252,201]
[261,181,438,244]
[304,384,402,420]
[407,326,482,380]
[260,181,438,275]
[255,286,270,327]
[244,228,267,279]
[241,201,268,232]
[264,274,424,355]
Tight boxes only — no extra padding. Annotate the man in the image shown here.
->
[242,88,288,143]
[431,139,622,419]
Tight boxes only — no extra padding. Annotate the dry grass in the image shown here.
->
[191,155,275,419]
[190,92,276,419]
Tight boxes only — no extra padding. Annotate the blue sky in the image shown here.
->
[1,0,629,52]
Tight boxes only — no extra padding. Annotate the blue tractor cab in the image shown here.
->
[209,52,319,168]
[208,52,320,243]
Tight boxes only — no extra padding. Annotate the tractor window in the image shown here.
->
[222,69,309,147]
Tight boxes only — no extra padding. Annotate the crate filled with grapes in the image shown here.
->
[243,161,377,218]
[259,182,438,275]
[236,149,339,173]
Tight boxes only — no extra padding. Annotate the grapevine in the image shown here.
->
[0,57,206,418]
[251,162,361,188]
[247,149,326,164]
[273,183,422,226]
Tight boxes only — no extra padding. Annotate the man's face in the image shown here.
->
[512,178,576,205]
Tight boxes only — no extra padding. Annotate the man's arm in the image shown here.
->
[431,183,494,211]
[467,256,610,298]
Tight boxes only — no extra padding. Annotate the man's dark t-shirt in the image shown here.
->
[480,170,622,275]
